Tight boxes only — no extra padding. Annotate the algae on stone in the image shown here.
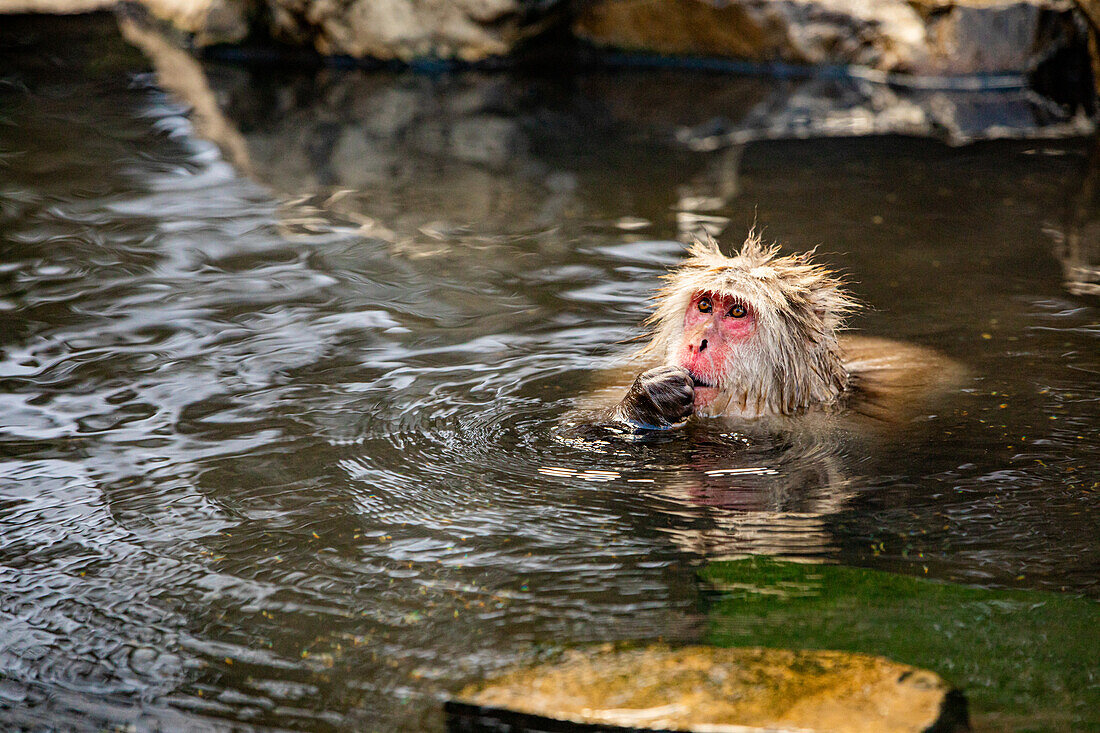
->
[701,557,1100,731]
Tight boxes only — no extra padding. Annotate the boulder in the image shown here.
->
[0,0,252,45]
[448,645,969,732]
[1074,0,1100,96]
[0,0,114,11]
[136,0,252,45]
[575,0,1087,78]
[262,0,566,61]
[0,0,567,61]
[1,0,1091,81]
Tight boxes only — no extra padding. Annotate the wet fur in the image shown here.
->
[639,231,859,418]
[589,232,964,428]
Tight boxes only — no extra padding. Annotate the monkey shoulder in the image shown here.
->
[838,335,966,425]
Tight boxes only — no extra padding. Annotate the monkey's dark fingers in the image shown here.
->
[643,366,695,420]
[612,366,695,430]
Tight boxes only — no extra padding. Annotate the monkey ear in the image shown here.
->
[808,278,859,330]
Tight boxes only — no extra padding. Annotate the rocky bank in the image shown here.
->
[0,0,1096,93]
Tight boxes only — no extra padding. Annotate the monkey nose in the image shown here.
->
[699,338,708,352]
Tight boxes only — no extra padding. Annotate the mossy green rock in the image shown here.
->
[702,558,1100,731]
[452,645,966,732]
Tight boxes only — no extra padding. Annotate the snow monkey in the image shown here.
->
[607,231,962,430]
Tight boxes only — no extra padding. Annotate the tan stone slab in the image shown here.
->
[450,645,968,732]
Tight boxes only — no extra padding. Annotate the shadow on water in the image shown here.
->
[0,12,1098,732]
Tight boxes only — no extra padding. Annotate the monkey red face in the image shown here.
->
[675,291,756,406]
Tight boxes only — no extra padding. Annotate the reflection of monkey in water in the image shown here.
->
[560,232,966,563]
[604,232,963,430]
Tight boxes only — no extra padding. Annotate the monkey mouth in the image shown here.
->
[688,372,715,389]
[688,371,719,408]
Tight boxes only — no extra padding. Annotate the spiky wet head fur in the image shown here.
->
[639,231,860,417]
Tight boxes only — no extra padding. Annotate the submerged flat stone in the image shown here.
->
[448,645,968,733]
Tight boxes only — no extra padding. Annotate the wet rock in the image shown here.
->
[3,0,1092,86]
[1,0,566,60]
[1075,0,1100,96]
[575,0,1087,78]
[0,0,114,12]
[263,0,565,61]
[0,0,252,45]
[137,0,252,46]
[448,645,969,732]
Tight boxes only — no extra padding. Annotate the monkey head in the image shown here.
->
[637,232,860,418]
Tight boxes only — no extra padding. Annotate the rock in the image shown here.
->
[137,0,252,46]
[0,0,252,46]
[448,645,969,732]
[1074,0,1100,96]
[264,0,566,61]
[1,0,1090,83]
[575,0,1087,78]
[0,0,566,61]
[0,0,114,12]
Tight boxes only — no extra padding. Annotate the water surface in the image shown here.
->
[1,14,1098,731]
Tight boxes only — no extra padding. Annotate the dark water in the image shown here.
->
[1,14,1098,732]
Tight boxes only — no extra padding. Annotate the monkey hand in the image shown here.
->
[611,366,695,430]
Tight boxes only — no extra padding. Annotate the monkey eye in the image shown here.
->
[728,302,747,318]
[697,297,713,314]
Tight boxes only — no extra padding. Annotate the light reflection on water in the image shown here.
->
[1,14,1098,732]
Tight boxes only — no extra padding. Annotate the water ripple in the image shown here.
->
[1,18,1097,731]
